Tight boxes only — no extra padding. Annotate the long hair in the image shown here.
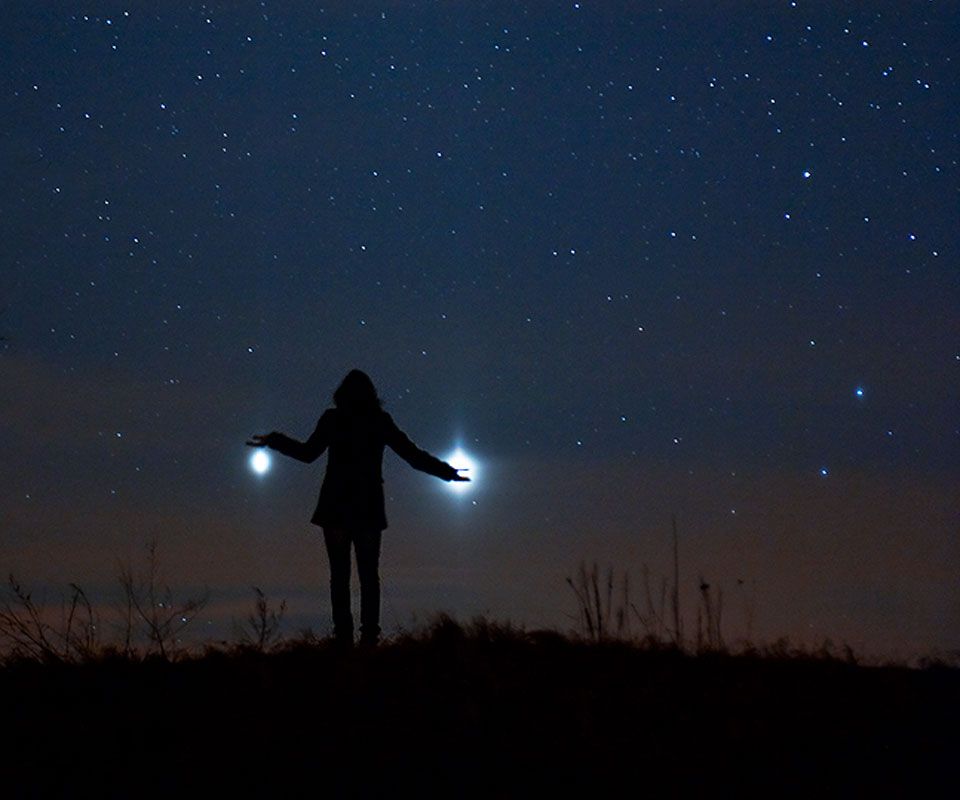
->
[333,369,382,414]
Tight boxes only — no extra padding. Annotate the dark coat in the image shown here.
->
[268,408,457,531]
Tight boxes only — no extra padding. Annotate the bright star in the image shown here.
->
[250,449,270,475]
[444,447,477,494]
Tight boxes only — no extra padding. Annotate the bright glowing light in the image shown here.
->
[250,449,270,475]
[445,447,477,494]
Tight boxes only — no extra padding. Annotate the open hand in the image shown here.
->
[246,433,275,447]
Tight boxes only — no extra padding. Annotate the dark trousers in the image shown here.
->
[322,527,383,644]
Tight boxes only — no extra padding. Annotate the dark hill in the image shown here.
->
[2,619,956,798]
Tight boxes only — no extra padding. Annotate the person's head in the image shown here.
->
[333,369,381,414]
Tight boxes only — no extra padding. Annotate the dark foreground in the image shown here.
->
[3,620,956,798]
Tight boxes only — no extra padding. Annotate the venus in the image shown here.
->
[250,449,271,475]
[444,448,476,494]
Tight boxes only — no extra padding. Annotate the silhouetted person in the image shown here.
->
[247,369,468,647]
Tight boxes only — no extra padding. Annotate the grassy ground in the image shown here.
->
[2,616,957,798]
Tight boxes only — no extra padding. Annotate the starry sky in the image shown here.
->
[2,2,957,658]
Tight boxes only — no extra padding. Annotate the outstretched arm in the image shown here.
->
[247,412,331,463]
[385,415,469,481]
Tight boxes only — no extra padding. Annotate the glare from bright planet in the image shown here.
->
[250,449,270,476]
[445,448,476,494]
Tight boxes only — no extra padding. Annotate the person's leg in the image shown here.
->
[323,527,354,644]
[354,527,383,645]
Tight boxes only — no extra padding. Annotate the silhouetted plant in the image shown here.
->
[918,651,960,670]
[568,516,688,647]
[669,514,683,646]
[566,562,629,642]
[118,541,208,660]
[0,575,99,662]
[736,576,757,644]
[234,586,287,652]
[631,562,669,641]
[696,575,725,652]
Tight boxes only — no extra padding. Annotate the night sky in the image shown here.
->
[2,3,957,658]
